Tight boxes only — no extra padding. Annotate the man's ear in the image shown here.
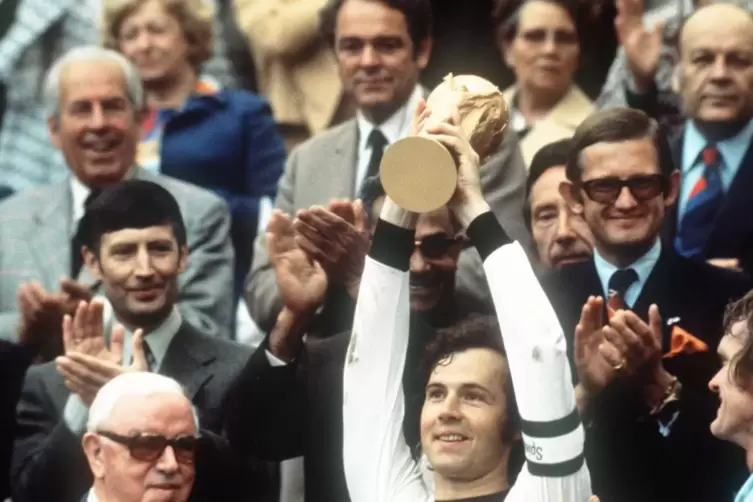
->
[559,180,584,216]
[82,433,106,479]
[415,37,433,71]
[83,246,103,281]
[47,116,62,150]
[664,169,681,208]
[177,245,188,274]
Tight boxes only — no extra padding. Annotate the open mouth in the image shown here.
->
[435,433,470,443]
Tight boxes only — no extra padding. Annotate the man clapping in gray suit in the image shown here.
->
[245,0,532,333]
[0,45,234,345]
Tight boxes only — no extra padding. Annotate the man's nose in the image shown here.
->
[359,45,380,67]
[87,106,107,130]
[155,446,180,473]
[613,186,638,210]
[133,249,155,277]
[554,211,577,242]
[410,249,431,274]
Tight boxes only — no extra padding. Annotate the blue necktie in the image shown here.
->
[675,145,724,259]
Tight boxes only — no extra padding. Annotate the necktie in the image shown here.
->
[607,268,639,318]
[675,145,724,259]
[365,129,388,180]
[70,190,102,278]
[143,342,156,372]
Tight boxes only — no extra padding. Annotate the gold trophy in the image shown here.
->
[379,74,510,212]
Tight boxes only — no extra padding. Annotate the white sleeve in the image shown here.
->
[483,241,592,502]
[342,255,432,502]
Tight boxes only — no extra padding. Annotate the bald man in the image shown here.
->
[624,3,753,274]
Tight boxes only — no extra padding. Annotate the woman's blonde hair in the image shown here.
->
[102,0,214,68]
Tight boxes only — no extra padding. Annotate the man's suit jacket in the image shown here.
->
[502,85,594,168]
[0,340,32,500]
[245,118,533,332]
[664,131,753,274]
[233,0,343,133]
[541,249,753,502]
[10,322,267,502]
[0,169,235,340]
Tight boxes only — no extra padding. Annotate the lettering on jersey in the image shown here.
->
[524,440,543,461]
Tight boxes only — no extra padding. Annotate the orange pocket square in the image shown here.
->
[663,326,709,359]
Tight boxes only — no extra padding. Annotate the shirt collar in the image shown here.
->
[682,119,753,174]
[593,238,662,298]
[120,308,182,371]
[69,168,137,230]
[87,488,100,502]
[356,85,423,152]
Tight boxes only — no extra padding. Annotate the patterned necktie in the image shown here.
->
[365,129,388,180]
[607,268,639,318]
[70,190,102,278]
[675,145,724,259]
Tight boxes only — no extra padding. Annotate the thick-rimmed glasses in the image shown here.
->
[97,430,200,465]
[580,174,667,205]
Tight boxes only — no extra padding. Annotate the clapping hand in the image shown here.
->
[574,296,622,401]
[293,201,369,299]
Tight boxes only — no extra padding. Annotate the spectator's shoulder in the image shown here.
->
[0,183,61,221]
[290,119,357,158]
[146,173,227,213]
[679,255,753,297]
[218,89,272,115]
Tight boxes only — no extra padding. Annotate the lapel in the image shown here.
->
[0,0,72,77]
[29,180,73,286]
[159,323,217,402]
[329,120,359,199]
[704,139,753,257]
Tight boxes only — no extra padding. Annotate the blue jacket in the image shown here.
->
[158,89,286,298]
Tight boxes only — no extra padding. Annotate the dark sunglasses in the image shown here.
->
[415,235,465,259]
[580,174,667,205]
[97,430,200,464]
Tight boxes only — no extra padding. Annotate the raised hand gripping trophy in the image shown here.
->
[379,74,510,212]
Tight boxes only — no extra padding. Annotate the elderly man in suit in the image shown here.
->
[543,107,752,502]
[245,0,532,333]
[10,180,264,502]
[0,45,234,344]
[0,0,249,196]
[621,3,753,274]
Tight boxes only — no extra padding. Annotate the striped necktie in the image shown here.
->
[675,145,724,259]
[607,268,638,319]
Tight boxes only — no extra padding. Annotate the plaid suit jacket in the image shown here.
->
[0,0,244,192]
[0,169,235,340]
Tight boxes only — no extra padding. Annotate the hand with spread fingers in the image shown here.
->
[61,300,111,360]
[293,200,369,299]
[574,296,622,406]
[615,0,663,92]
[267,209,328,315]
[56,326,148,406]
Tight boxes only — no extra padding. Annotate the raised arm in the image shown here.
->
[426,116,592,502]
[342,198,431,502]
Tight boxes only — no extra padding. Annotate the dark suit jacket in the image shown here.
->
[541,249,753,502]
[224,313,453,502]
[626,84,753,274]
[10,322,269,502]
[0,340,32,500]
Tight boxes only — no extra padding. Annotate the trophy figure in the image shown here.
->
[379,73,510,212]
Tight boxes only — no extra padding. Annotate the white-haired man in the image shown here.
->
[0,45,234,344]
[81,372,198,502]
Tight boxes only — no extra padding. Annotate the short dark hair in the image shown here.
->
[319,0,433,53]
[723,290,753,389]
[524,139,572,229]
[565,108,675,185]
[492,0,580,44]
[420,314,521,441]
[77,180,187,255]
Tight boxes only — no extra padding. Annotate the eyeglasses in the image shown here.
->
[415,235,465,259]
[580,174,667,205]
[97,430,200,464]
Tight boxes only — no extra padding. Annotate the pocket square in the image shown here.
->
[663,326,709,359]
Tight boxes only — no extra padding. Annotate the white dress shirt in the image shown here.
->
[63,308,183,435]
[342,217,592,502]
[353,85,424,195]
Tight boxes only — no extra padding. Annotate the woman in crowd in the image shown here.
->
[494,0,593,168]
[102,0,286,307]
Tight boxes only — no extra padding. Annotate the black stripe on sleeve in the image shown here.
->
[369,219,415,272]
[465,211,512,262]
[527,453,585,478]
[520,408,581,439]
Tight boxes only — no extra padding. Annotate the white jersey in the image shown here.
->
[342,213,592,502]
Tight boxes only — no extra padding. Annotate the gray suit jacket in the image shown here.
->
[245,118,532,331]
[11,322,255,502]
[0,169,235,340]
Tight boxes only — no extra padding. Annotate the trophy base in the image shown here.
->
[379,136,457,213]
